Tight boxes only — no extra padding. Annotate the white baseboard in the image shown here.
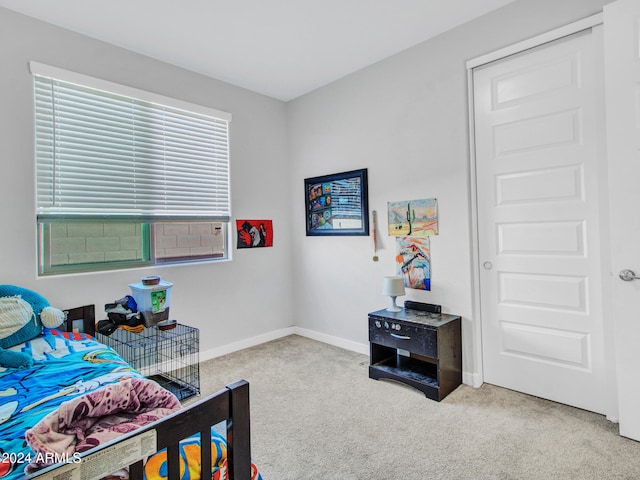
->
[463,371,483,388]
[292,327,370,355]
[199,327,296,362]
[199,326,369,362]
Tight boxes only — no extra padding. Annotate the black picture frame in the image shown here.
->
[304,168,369,236]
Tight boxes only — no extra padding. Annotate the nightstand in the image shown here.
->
[368,307,462,401]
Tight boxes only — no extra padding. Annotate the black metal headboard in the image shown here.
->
[62,304,96,336]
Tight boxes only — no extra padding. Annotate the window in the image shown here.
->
[31,62,232,275]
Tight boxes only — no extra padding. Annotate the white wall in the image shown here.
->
[287,0,613,382]
[0,7,294,351]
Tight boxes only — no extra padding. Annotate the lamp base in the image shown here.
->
[386,296,401,312]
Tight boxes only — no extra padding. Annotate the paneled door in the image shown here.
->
[473,28,608,413]
[604,0,640,441]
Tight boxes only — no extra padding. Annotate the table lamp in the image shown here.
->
[382,276,405,312]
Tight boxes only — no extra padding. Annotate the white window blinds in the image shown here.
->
[31,62,232,222]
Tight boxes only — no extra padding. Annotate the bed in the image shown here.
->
[0,303,260,480]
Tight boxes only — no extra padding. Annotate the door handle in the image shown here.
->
[619,269,640,281]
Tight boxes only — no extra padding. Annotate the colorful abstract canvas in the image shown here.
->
[387,198,438,236]
[236,220,273,248]
[396,236,431,290]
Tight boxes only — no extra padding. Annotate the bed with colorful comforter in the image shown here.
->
[0,328,261,480]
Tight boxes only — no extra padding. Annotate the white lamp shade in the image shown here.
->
[382,276,405,296]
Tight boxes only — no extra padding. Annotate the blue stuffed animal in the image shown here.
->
[0,285,65,368]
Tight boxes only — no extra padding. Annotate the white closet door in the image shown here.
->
[604,0,640,441]
[473,29,608,413]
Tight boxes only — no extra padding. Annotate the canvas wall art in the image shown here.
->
[236,220,273,248]
[387,198,438,236]
[396,236,431,290]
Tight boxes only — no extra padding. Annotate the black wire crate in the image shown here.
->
[96,323,200,400]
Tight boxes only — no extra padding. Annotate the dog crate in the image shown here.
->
[96,323,200,400]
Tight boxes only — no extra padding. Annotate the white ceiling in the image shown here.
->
[0,0,515,101]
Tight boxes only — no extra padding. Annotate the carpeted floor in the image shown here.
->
[195,335,640,480]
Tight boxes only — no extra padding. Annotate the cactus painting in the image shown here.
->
[387,198,438,237]
[406,202,416,235]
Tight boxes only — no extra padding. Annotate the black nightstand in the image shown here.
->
[368,307,462,401]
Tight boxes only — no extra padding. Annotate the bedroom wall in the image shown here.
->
[0,7,293,353]
[287,0,613,382]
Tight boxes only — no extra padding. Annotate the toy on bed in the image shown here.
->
[0,284,65,369]
[0,286,261,480]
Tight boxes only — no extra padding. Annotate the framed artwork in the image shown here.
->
[236,219,273,248]
[388,198,438,237]
[396,236,431,290]
[304,168,369,236]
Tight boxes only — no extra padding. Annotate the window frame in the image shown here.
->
[38,220,231,276]
[31,62,232,276]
